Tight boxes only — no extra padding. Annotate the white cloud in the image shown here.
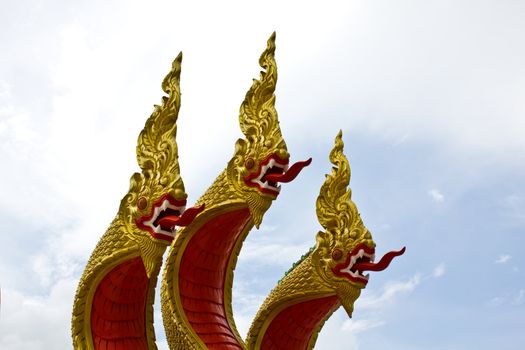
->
[358,273,422,310]
[501,195,525,224]
[487,289,525,307]
[341,319,385,334]
[428,189,445,203]
[1,0,525,349]
[238,239,311,267]
[514,289,525,305]
[0,82,37,158]
[433,263,446,278]
[495,255,511,264]
[0,80,11,98]
[0,279,77,350]
[488,296,505,307]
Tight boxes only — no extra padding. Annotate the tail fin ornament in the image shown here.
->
[72,53,202,350]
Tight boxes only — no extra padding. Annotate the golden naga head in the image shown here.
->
[119,53,203,275]
[312,131,405,316]
[227,32,311,227]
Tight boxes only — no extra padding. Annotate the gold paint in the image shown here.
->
[72,53,187,349]
[161,33,294,349]
[246,131,372,349]
[226,31,289,228]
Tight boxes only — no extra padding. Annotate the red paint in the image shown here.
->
[135,194,187,242]
[332,244,406,285]
[179,208,251,350]
[263,157,312,183]
[243,154,311,195]
[157,204,205,228]
[243,153,289,196]
[91,257,149,350]
[353,246,406,272]
[261,295,339,350]
[332,243,375,285]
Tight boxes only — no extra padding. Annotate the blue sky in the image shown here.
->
[1,0,524,349]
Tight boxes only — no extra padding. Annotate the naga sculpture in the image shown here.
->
[245,131,405,349]
[160,33,311,349]
[72,32,407,350]
[71,53,204,350]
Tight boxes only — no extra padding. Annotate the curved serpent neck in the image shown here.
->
[161,32,310,350]
[161,170,254,350]
[72,218,163,350]
[72,52,195,350]
[246,254,351,350]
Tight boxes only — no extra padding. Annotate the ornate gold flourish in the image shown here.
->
[238,32,284,153]
[136,52,184,185]
[72,53,188,349]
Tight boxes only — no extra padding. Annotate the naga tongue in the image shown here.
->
[157,204,205,228]
[263,158,312,183]
[353,247,406,272]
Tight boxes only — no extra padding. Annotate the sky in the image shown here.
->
[0,0,524,349]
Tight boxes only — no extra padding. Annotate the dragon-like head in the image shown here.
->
[226,32,311,227]
[119,53,204,276]
[311,131,405,316]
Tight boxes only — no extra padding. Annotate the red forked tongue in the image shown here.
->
[264,158,312,183]
[353,247,406,272]
[157,204,205,228]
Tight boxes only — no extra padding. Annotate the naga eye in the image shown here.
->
[245,157,255,169]
[137,196,148,210]
[332,248,343,261]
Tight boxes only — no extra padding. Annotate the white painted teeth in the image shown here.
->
[143,201,185,238]
[339,248,374,280]
[249,158,288,193]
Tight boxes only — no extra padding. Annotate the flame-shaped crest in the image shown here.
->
[316,130,354,232]
[312,131,374,285]
[238,31,286,153]
[136,52,185,190]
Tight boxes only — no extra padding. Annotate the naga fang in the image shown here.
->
[161,32,311,350]
[71,53,203,350]
[246,131,405,350]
